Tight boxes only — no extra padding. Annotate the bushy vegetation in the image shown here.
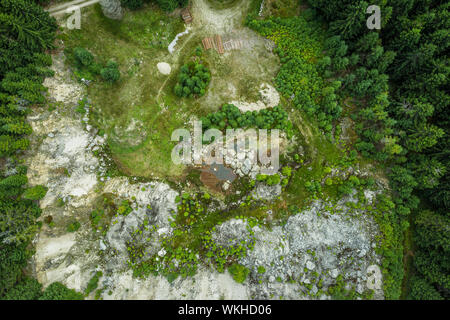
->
[126,193,260,281]
[2,277,43,300]
[39,282,84,300]
[247,15,340,139]
[174,62,211,98]
[121,0,145,10]
[0,0,81,299]
[120,0,187,11]
[256,173,281,186]
[302,0,449,300]
[85,271,103,295]
[228,263,250,283]
[100,61,121,83]
[22,185,48,201]
[201,104,292,136]
[66,221,81,233]
[69,47,120,83]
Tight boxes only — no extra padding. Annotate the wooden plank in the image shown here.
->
[181,8,193,23]
[223,40,232,51]
[202,37,213,50]
[215,35,224,54]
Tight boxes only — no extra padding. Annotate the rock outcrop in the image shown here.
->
[100,0,123,20]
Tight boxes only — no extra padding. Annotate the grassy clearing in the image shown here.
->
[60,3,280,180]
[61,5,190,178]
[206,0,244,10]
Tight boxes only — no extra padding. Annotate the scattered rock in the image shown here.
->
[306,261,315,271]
[157,62,171,75]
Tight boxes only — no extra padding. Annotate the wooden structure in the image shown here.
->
[181,8,193,23]
[223,39,243,51]
[215,35,224,54]
[202,37,213,50]
[202,34,246,54]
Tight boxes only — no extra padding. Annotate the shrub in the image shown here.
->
[121,0,143,10]
[408,276,444,300]
[256,174,267,181]
[266,174,281,186]
[117,200,132,216]
[228,263,249,283]
[338,182,353,195]
[174,62,210,98]
[0,243,30,297]
[2,277,42,300]
[66,221,81,233]
[22,185,48,200]
[305,180,321,193]
[281,166,292,177]
[100,61,120,83]
[85,271,103,295]
[156,0,187,12]
[201,104,292,135]
[348,175,360,186]
[74,47,93,67]
[39,282,84,300]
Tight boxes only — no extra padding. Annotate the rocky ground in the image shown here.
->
[26,91,384,299]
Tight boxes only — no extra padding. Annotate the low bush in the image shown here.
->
[228,263,250,283]
[174,62,210,98]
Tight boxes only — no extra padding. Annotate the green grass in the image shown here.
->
[85,271,103,295]
[62,4,264,179]
[206,0,245,10]
[62,4,280,180]
[62,5,191,179]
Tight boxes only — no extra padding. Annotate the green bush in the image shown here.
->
[100,61,120,83]
[85,271,103,295]
[201,104,292,135]
[174,62,210,98]
[0,243,30,298]
[39,282,84,300]
[305,180,321,193]
[256,174,267,181]
[74,47,94,67]
[22,185,48,200]
[408,276,444,300]
[281,166,292,177]
[120,0,143,10]
[156,0,187,12]
[266,174,281,186]
[228,263,249,283]
[2,277,42,300]
[66,221,81,233]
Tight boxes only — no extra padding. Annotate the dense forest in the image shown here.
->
[0,0,84,300]
[290,0,449,299]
